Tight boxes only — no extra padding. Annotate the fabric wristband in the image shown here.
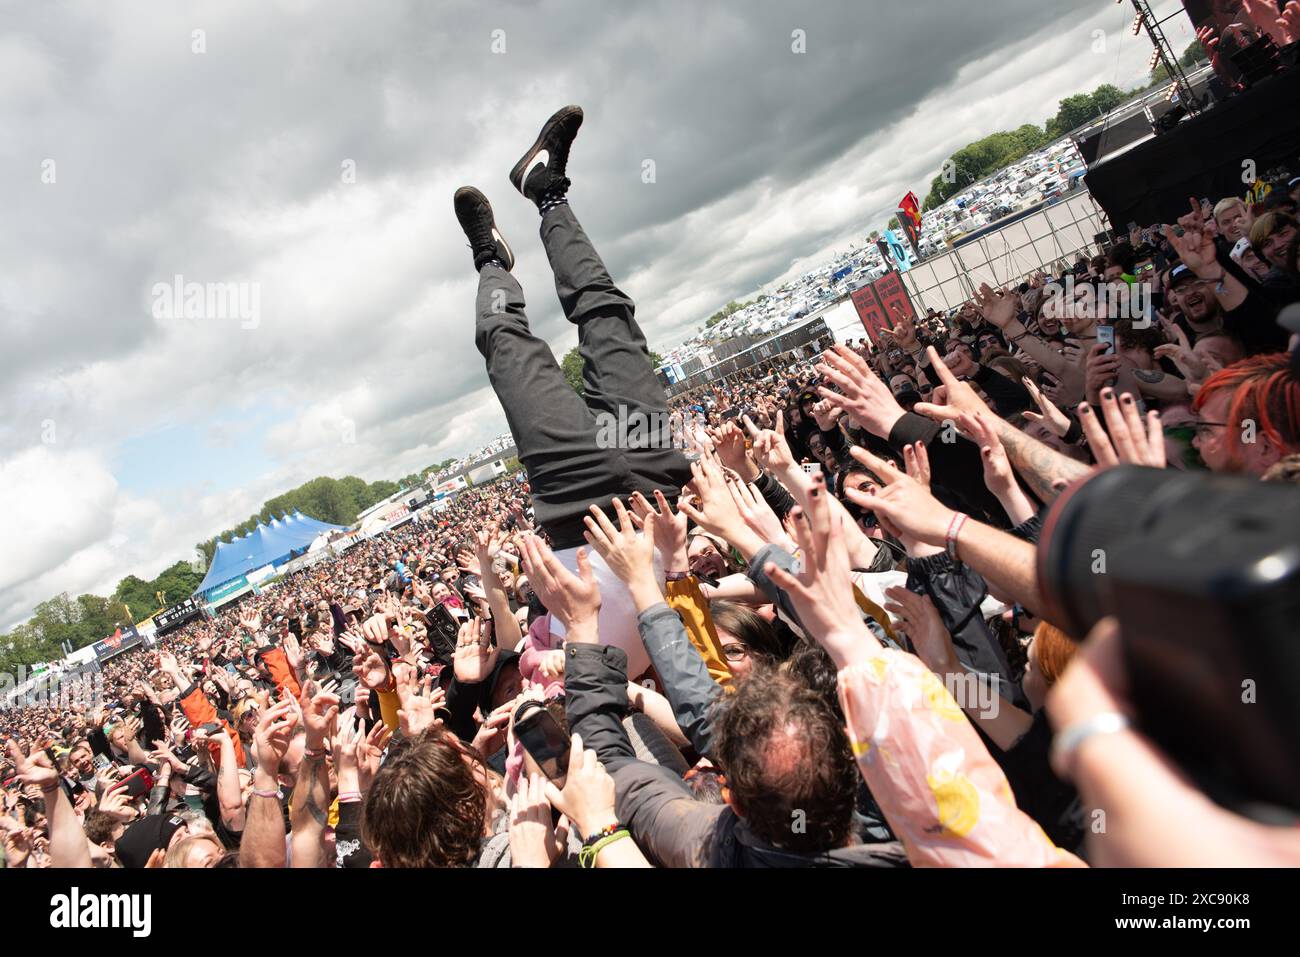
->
[945,512,969,562]
[579,829,631,868]
[1063,416,1084,445]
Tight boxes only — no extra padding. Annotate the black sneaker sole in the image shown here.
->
[453,186,514,270]
[508,104,584,196]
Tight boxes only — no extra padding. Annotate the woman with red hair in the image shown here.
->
[1192,353,1300,476]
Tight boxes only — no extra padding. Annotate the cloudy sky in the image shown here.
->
[0,0,1196,630]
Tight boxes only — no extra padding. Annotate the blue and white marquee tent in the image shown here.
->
[193,511,345,604]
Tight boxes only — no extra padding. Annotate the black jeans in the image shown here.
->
[475,203,691,549]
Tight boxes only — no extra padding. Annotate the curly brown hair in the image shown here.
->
[711,665,857,853]
[361,730,487,868]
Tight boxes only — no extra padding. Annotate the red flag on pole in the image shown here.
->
[897,191,923,254]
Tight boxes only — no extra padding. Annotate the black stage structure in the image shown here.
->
[1085,65,1300,227]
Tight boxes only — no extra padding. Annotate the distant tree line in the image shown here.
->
[2,465,458,670]
[921,42,1206,213]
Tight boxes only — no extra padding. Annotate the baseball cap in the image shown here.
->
[1168,263,1200,287]
[1230,237,1253,263]
[115,814,187,868]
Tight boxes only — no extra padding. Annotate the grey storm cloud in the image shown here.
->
[0,0,1146,628]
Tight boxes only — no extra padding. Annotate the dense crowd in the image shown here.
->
[3,105,1299,871]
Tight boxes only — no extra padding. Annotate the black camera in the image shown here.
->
[1039,466,1300,814]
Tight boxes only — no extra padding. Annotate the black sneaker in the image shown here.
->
[509,105,584,207]
[453,186,514,271]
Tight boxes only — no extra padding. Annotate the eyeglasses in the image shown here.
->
[721,644,750,662]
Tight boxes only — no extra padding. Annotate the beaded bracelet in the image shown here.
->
[578,829,631,868]
[252,787,283,800]
[581,821,624,846]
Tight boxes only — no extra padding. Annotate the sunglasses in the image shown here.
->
[1191,419,1228,437]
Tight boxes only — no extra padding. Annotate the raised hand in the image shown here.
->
[1163,215,1220,280]
[1022,376,1073,437]
[761,473,880,668]
[676,451,752,549]
[542,733,619,840]
[902,440,931,489]
[475,521,505,565]
[519,533,601,637]
[509,772,563,868]
[149,740,189,775]
[810,399,843,433]
[974,282,1020,330]
[97,786,138,824]
[628,489,689,571]
[238,608,263,634]
[1152,324,1210,387]
[536,649,566,681]
[727,478,792,550]
[1242,0,1294,43]
[583,500,657,590]
[471,700,514,755]
[360,613,392,648]
[943,344,978,379]
[743,410,796,476]
[1077,390,1166,470]
[5,740,60,795]
[253,695,300,771]
[708,420,758,481]
[453,618,500,683]
[919,347,995,419]
[456,547,482,577]
[1,823,35,869]
[352,643,391,691]
[356,720,391,794]
[299,681,340,751]
[393,662,442,738]
[815,345,906,439]
[842,446,959,552]
[282,633,304,675]
[890,308,920,349]
[1282,2,1300,44]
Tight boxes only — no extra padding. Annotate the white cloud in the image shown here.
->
[0,0,1197,630]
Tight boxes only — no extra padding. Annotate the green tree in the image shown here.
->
[114,575,156,621]
[2,592,135,664]
[923,124,1049,209]
[561,347,663,395]
[561,347,585,395]
[1090,84,1126,115]
[128,561,207,617]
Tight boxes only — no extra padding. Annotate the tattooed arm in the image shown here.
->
[289,750,331,868]
[239,696,298,868]
[290,684,340,869]
[991,418,1091,505]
